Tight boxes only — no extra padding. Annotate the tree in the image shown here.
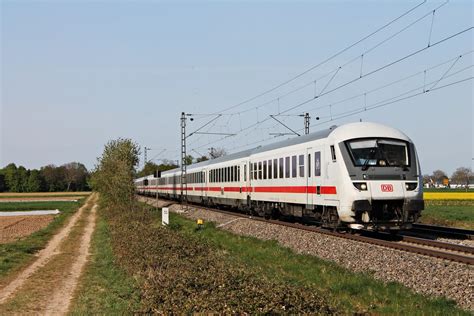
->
[451,167,472,188]
[157,160,178,172]
[209,147,227,159]
[3,163,20,192]
[196,156,209,163]
[184,155,193,166]
[41,165,66,192]
[422,174,433,187]
[17,166,29,192]
[137,161,160,178]
[26,170,43,192]
[0,173,6,192]
[63,162,88,191]
[431,169,448,186]
[91,138,140,208]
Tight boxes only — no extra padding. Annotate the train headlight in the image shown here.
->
[353,182,368,191]
[405,182,417,191]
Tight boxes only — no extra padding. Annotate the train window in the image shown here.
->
[279,158,284,178]
[315,151,321,176]
[237,166,240,182]
[299,155,304,177]
[234,166,238,182]
[233,166,236,182]
[268,160,272,179]
[244,164,247,181]
[292,155,297,178]
[308,154,311,178]
[285,157,290,178]
[253,162,257,180]
[330,145,336,162]
[227,167,230,182]
[273,159,278,179]
[263,161,267,179]
[258,162,262,180]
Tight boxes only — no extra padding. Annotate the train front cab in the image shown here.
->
[337,137,424,230]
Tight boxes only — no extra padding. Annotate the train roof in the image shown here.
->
[154,122,412,177]
[161,125,336,175]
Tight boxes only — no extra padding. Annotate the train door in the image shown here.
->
[245,160,251,204]
[306,148,313,207]
[241,161,247,201]
[314,148,323,203]
[203,168,208,198]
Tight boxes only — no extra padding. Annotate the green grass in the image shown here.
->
[165,210,466,315]
[421,203,474,229]
[0,199,85,279]
[423,188,474,192]
[0,201,79,211]
[70,212,140,315]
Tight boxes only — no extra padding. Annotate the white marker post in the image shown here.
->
[162,207,169,226]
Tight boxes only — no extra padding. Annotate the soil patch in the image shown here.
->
[0,216,55,244]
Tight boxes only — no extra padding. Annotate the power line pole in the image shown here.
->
[144,147,151,166]
[304,113,310,135]
[180,112,187,203]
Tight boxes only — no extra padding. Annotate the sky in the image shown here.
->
[1,0,473,175]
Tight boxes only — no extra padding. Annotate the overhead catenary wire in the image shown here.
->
[184,4,472,158]
[191,63,473,154]
[199,0,428,118]
[223,1,446,117]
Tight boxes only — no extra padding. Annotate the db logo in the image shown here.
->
[381,184,393,192]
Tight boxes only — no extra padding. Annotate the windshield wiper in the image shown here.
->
[361,148,376,171]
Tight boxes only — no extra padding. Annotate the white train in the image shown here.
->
[136,122,424,230]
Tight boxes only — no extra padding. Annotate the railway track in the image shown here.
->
[141,197,474,265]
[409,223,474,240]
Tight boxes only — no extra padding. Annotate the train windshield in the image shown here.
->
[346,138,409,168]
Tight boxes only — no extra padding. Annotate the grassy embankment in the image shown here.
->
[71,201,465,315]
[0,199,85,279]
[421,192,474,229]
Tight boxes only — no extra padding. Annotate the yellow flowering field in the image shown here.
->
[423,192,474,200]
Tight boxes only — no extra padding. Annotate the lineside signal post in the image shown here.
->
[162,207,169,226]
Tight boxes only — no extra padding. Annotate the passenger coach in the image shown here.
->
[136,122,424,230]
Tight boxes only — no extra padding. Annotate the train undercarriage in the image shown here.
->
[138,191,423,231]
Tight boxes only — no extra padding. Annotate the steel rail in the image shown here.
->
[411,223,474,240]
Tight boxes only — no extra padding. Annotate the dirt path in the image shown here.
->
[0,193,98,314]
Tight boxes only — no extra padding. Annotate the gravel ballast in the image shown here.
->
[143,198,474,310]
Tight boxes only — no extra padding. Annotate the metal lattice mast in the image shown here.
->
[304,113,310,135]
[180,112,187,203]
[144,147,151,166]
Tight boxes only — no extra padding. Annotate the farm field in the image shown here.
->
[0,192,91,202]
[71,201,466,314]
[0,192,91,198]
[420,199,474,229]
[0,216,54,244]
[0,195,98,314]
[424,191,474,200]
[0,199,86,279]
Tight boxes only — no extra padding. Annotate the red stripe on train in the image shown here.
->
[144,186,336,195]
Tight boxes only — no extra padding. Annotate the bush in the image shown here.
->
[102,204,335,313]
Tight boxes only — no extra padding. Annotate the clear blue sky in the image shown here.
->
[1,0,472,175]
